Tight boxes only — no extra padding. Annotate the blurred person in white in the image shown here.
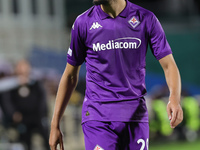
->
[0,59,50,150]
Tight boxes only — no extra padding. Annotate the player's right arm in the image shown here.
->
[49,63,81,150]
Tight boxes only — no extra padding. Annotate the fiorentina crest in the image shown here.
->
[129,16,140,28]
[94,145,104,150]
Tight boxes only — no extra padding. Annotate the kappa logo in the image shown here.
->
[94,145,104,150]
[129,16,140,28]
[90,22,102,30]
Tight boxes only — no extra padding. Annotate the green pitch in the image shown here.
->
[150,140,200,150]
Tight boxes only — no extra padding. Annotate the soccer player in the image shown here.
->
[49,0,183,149]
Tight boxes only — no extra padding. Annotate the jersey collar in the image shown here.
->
[96,0,130,20]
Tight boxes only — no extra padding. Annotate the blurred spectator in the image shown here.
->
[182,96,199,141]
[68,90,84,137]
[149,85,173,139]
[149,98,173,137]
[0,59,15,136]
[0,59,21,93]
[0,59,50,150]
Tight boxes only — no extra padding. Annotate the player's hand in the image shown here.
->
[49,125,64,150]
[167,98,183,128]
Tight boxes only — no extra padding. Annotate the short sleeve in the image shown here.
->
[148,14,172,60]
[67,18,86,66]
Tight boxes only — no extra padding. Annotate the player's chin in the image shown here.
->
[93,0,109,5]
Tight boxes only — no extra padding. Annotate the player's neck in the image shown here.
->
[100,0,126,18]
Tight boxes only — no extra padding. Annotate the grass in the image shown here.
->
[150,140,200,150]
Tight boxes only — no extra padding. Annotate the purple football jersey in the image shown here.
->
[67,0,172,123]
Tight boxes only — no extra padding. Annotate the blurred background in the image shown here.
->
[0,0,200,150]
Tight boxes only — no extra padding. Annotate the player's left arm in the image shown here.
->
[159,54,183,128]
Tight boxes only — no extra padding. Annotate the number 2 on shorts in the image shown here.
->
[137,138,149,150]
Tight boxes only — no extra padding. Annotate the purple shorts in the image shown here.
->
[82,121,149,150]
